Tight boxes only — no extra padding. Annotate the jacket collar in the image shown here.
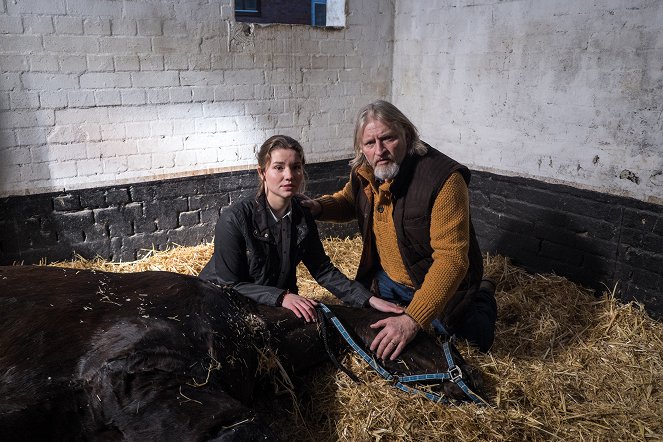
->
[252,194,308,244]
[252,194,271,241]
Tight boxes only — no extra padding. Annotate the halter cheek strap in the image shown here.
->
[317,303,489,406]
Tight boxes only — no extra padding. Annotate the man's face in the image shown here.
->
[360,118,407,181]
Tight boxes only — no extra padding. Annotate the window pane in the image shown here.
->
[313,3,326,26]
[235,0,259,13]
[235,0,343,27]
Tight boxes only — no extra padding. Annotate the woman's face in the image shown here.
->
[260,148,304,204]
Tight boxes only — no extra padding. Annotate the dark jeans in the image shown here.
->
[376,270,497,352]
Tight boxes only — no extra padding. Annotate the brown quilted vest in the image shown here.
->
[352,145,484,295]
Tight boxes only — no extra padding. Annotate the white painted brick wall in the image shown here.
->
[0,0,393,196]
[22,16,54,34]
[392,0,663,204]
[54,16,84,35]
[7,0,65,15]
[59,56,87,74]
[0,15,22,33]
[87,55,114,72]
[83,18,111,36]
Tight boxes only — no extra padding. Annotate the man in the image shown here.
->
[302,100,497,360]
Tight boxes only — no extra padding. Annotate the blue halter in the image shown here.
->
[317,303,489,406]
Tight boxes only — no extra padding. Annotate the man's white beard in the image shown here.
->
[374,162,400,181]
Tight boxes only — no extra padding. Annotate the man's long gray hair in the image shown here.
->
[349,100,428,170]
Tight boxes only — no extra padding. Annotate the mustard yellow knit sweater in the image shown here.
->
[317,168,470,328]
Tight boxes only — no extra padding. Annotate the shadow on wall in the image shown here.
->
[477,209,613,295]
[0,193,72,265]
[469,171,663,320]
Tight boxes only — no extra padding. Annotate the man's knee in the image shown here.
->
[455,286,497,353]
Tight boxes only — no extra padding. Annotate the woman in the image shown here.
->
[199,135,402,322]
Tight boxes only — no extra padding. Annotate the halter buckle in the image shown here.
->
[448,365,463,383]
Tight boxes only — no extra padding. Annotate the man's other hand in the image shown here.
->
[369,314,420,361]
[297,194,322,217]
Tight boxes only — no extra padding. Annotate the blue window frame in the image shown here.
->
[312,0,327,27]
[235,0,260,17]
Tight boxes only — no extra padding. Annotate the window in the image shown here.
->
[234,0,343,27]
[312,0,327,27]
[235,0,260,17]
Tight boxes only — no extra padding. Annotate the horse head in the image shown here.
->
[253,302,486,404]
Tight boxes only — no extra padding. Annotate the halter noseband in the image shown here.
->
[316,303,489,406]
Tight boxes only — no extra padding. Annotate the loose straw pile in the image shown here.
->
[51,237,663,441]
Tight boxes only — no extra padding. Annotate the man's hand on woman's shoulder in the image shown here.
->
[297,193,322,217]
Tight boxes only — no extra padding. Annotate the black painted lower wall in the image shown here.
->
[1,159,661,319]
[468,173,662,319]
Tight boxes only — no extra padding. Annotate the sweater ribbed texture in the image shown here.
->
[402,172,469,327]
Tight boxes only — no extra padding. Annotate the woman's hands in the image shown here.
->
[281,291,318,323]
[280,292,417,359]
[368,296,404,314]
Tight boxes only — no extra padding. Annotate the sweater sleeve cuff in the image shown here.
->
[405,298,436,329]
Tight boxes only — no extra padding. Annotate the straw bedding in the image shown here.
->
[51,237,662,441]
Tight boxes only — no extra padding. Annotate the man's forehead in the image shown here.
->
[362,118,396,136]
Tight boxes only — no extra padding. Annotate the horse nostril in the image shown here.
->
[463,364,485,391]
[442,380,467,400]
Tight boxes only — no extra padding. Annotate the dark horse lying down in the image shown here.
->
[0,266,483,441]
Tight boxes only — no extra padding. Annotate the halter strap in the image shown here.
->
[317,303,488,406]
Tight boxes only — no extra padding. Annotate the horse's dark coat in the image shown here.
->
[0,265,482,441]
